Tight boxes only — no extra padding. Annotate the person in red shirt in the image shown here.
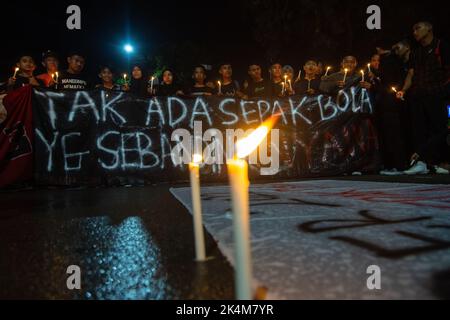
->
[36,50,59,88]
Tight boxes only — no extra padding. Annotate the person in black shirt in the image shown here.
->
[294,60,321,96]
[58,52,89,90]
[397,21,450,174]
[186,65,214,97]
[7,55,43,91]
[124,65,150,98]
[242,63,269,99]
[95,66,122,92]
[269,62,292,98]
[156,69,184,96]
[216,63,243,98]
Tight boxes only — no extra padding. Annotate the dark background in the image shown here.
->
[1,0,449,83]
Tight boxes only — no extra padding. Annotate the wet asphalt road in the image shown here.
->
[0,183,234,300]
[1,174,449,300]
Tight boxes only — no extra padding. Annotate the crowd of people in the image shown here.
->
[1,21,449,176]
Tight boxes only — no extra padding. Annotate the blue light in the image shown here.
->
[124,44,134,53]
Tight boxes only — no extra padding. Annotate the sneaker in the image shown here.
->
[380,168,405,176]
[434,165,449,175]
[404,161,429,175]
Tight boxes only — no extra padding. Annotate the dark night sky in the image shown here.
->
[1,0,449,82]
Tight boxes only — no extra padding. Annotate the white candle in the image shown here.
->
[343,68,348,83]
[227,115,279,300]
[284,74,287,87]
[367,63,372,73]
[13,67,19,79]
[295,70,302,82]
[288,79,292,91]
[325,66,331,77]
[54,71,59,83]
[189,154,206,261]
[150,76,155,93]
[227,158,252,300]
[281,82,285,96]
[360,70,365,82]
[217,81,222,95]
[123,73,127,82]
[307,79,311,91]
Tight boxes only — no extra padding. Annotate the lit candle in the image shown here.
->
[325,66,331,77]
[123,73,127,82]
[360,70,365,82]
[217,80,222,95]
[391,86,405,101]
[288,79,292,92]
[343,68,348,83]
[150,76,155,93]
[13,67,19,79]
[307,79,311,91]
[367,63,372,73]
[284,74,287,87]
[54,71,59,83]
[281,82,285,96]
[227,116,278,300]
[189,154,206,261]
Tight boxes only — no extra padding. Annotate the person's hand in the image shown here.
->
[176,90,184,96]
[122,84,129,91]
[29,77,40,86]
[376,47,390,56]
[396,90,405,100]
[306,88,315,95]
[360,81,372,89]
[368,72,375,80]
[7,77,16,86]
[337,80,345,88]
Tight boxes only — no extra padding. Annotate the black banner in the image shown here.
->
[33,87,379,186]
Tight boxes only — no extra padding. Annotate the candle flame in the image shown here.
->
[360,70,364,74]
[15,67,19,71]
[123,73,127,79]
[344,68,348,73]
[327,66,331,70]
[192,154,202,164]
[236,115,279,159]
[391,87,397,92]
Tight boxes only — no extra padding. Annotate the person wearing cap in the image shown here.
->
[37,50,59,88]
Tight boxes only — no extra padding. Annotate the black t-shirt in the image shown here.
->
[217,80,240,97]
[187,85,214,96]
[408,38,450,95]
[293,78,321,95]
[58,71,89,90]
[244,79,268,98]
[269,80,284,98]
[157,83,182,96]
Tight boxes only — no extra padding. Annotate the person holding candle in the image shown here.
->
[186,65,214,97]
[268,61,292,97]
[396,21,450,175]
[36,50,59,88]
[7,54,44,92]
[293,59,321,96]
[242,62,269,99]
[215,63,244,98]
[57,52,90,91]
[155,69,184,96]
[319,56,360,95]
